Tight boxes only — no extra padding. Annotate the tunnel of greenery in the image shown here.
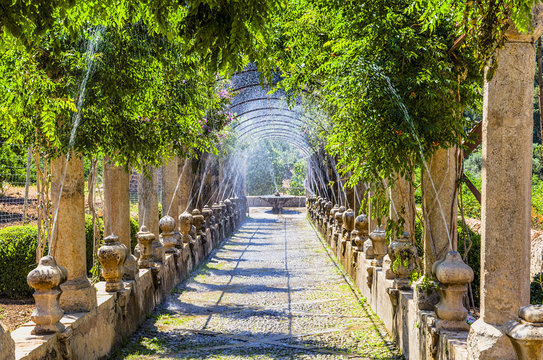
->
[1,0,543,359]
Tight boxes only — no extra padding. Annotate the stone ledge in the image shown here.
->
[9,223,240,360]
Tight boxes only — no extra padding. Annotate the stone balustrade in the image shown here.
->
[9,179,244,360]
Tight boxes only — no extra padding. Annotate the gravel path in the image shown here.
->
[113,208,402,360]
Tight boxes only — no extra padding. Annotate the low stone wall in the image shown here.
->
[308,214,468,360]
[8,218,242,360]
[246,196,305,208]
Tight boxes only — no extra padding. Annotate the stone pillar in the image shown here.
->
[389,173,415,241]
[178,158,194,214]
[467,19,543,359]
[421,148,458,275]
[51,154,96,312]
[103,159,130,250]
[138,166,159,239]
[162,156,179,220]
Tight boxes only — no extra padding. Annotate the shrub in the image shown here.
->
[457,220,481,308]
[85,214,103,276]
[531,272,543,305]
[130,217,139,251]
[0,225,39,298]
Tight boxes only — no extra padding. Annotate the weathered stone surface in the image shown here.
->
[103,159,131,251]
[390,173,415,241]
[138,166,160,245]
[468,26,536,360]
[422,147,458,275]
[51,154,96,313]
[97,235,127,292]
[504,305,543,359]
[27,256,67,335]
[0,322,14,360]
[161,156,179,223]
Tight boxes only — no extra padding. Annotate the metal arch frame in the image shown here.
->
[237,124,305,139]
[233,107,316,125]
[237,128,310,151]
[252,135,313,157]
[233,116,306,133]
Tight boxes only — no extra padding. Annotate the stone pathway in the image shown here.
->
[113,208,402,359]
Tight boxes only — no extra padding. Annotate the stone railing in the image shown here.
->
[5,196,247,360]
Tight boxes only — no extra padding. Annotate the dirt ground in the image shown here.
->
[0,185,38,229]
[0,298,34,331]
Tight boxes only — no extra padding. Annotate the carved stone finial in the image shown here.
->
[27,255,67,334]
[388,231,416,279]
[159,215,178,253]
[97,234,127,292]
[434,251,474,330]
[370,226,387,266]
[353,214,369,251]
[136,226,154,269]
[179,211,194,244]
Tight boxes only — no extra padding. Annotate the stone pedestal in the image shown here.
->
[51,154,96,313]
[504,305,543,359]
[422,147,458,275]
[97,235,127,292]
[467,22,542,359]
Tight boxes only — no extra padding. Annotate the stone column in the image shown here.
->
[467,18,543,359]
[138,166,159,238]
[103,159,130,250]
[162,157,179,221]
[178,158,194,214]
[421,148,458,275]
[389,173,415,241]
[51,154,96,312]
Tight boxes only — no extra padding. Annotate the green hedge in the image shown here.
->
[0,225,39,298]
[130,217,139,251]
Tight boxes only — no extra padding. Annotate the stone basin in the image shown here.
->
[258,192,294,214]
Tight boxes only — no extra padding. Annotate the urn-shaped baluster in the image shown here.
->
[335,206,346,232]
[342,209,355,239]
[388,231,416,279]
[159,215,178,253]
[202,205,213,227]
[27,256,67,334]
[136,226,154,268]
[433,251,474,330]
[353,214,369,251]
[370,226,387,265]
[97,234,127,292]
[192,209,205,242]
[504,305,543,359]
[224,199,233,216]
[179,211,194,244]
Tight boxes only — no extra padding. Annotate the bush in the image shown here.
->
[531,273,543,305]
[85,214,103,276]
[457,220,481,308]
[0,225,39,298]
[130,217,139,251]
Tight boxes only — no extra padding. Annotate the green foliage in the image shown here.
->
[0,225,39,298]
[246,140,305,196]
[458,220,481,307]
[85,214,103,277]
[130,217,139,251]
[531,272,543,305]
[289,159,307,196]
[272,0,483,221]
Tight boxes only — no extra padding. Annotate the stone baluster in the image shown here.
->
[219,201,228,238]
[224,199,233,234]
[333,206,345,254]
[433,251,474,330]
[327,204,339,243]
[136,226,155,269]
[324,201,333,235]
[27,256,67,334]
[504,305,543,359]
[370,226,387,266]
[97,234,127,292]
[159,216,178,254]
[192,209,206,258]
[342,209,355,270]
[388,231,416,289]
[212,203,223,243]
[51,154,96,312]
[202,205,215,246]
[179,211,196,267]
